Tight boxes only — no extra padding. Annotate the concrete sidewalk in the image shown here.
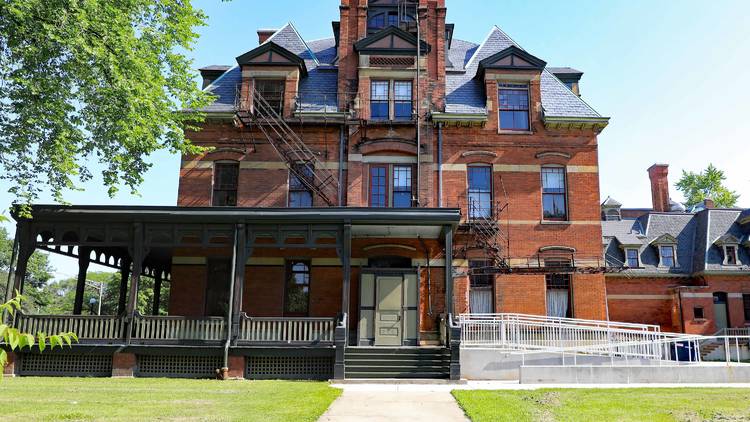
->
[319,389,469,422]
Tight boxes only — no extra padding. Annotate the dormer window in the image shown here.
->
[625,248,640,268]
[370,80,413,121]
[715,234,741,266]
[724,245,739,266]
[499,84,529,131]
[659,245,676,268]
[255,79,285,115]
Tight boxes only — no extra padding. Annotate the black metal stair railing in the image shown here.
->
[234,86,340,206]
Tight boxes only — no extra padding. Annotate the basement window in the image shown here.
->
[694,306,705,320]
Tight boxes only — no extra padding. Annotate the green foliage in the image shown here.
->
[0,227,55,307]
[0,0,214,205]
[0,293,78,368]
[676,164,740,208]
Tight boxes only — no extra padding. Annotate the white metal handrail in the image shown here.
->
[459,313,661,332]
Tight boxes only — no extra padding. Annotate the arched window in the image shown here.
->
[284,261,311,316]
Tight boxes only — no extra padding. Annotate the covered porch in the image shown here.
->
[4,206,461,379]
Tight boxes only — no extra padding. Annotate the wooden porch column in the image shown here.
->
[152,270,162,316]
[11,223,34,298]
[444,225,454,315]
[4,226,20,304]
[340,223,352,320]
[73,248,91,315]
[125,223,145,325]
[231,224,248,340]
[117,257,131,316]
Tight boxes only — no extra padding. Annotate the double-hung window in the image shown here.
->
[255,79,285,115]
[626,248,640,268]
[541,167,567,221]
[744,294,750,322]
[545,273,572,318]
[370,80,413,121]
[212,162,239,207]
[289,163,313,208]
[659,245,676,268]
[499,84,530,131]
[467,165,492,219]
[724,245,739,266]
[284,261,311,316]
[369,164,413,208]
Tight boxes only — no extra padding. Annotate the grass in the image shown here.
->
[0,377,341,421]
[452,388,750,422]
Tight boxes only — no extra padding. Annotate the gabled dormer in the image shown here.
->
[354,25,430,57]
[650,234,679,268]
[235,42,308,119]
[353,26,430,122]
[714,234,741,266]
[475,46,547,134]
[601,196,623,221]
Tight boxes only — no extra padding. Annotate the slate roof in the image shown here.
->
[198,23,605,120]
[602,209,750,275]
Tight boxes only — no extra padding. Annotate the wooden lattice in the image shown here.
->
[20,353,112,377]
[136,355,223,378]
[247,356,333,380]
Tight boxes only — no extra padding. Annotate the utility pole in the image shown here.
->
[85,280,104,315]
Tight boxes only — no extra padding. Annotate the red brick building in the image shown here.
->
[7,0,615,379]
[603,164,750,335]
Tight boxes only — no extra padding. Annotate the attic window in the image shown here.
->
[724,245,739,266]
[499,84,529,131]
[604,209,622,221]
[625,248,640,268]
[659,245,676,268]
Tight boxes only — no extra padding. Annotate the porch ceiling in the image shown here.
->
[352,225,443,239]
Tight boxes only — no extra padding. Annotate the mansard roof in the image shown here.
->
[353,25,430,56]
[197,21,607,123]
[602,207,750,275]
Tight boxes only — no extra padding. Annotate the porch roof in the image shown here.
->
[14,205,461,227]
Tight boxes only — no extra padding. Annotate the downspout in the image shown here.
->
[223,227,239,376]
[437,122,443,207]
[414,2,421,207]
[338,126,345,206]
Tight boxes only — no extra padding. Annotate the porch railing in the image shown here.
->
[238,314,336,344]
[14,313,125,342]
[130,314,226,343]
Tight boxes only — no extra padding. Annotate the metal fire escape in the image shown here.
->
[234,87,340,206]
[467,200,511,274]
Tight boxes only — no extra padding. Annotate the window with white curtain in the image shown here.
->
[469,261,493,314]
[545,273,572,318]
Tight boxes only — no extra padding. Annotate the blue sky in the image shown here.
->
[2,0,749,279]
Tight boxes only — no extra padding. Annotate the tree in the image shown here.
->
[0,226,55,309]
[1,294,77,370]
[0,0,213,205]
[676,164,740,209]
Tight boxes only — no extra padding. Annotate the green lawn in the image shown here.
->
[452,388,750,422]
[0,377,341,421]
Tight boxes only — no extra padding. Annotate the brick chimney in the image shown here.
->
[257,29,276,44]
[647,164,670,212]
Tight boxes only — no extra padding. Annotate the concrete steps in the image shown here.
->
[344,347,450,379]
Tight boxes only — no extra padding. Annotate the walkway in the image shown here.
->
[319,385,469,422]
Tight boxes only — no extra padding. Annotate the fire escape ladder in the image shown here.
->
[468,200,510,273]
[234,87,340,206]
